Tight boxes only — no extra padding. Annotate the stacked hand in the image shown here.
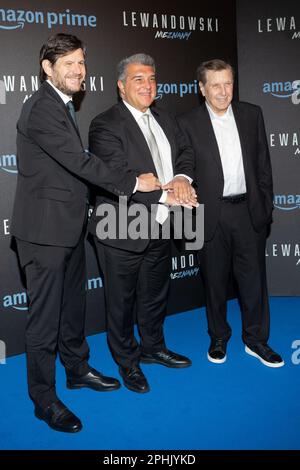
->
[136,174,198,209]
[137,173,161,192]
[163,176,198,208]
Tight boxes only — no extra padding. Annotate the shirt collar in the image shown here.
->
[122,100,152,122]
[46,79,72,105]
[206,101,233,121]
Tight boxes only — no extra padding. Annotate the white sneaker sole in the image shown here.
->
[207,352,227,364]
[245,345,285,368]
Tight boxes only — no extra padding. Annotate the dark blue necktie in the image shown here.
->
[66,100,78,129]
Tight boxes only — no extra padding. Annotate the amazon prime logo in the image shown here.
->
[291,340,300,365]
[3,291,28,311]
[263,80,300,104]
[0,154,18,174]
[0,8,97,30]
[156,80,198,100]
[274,194,300,211]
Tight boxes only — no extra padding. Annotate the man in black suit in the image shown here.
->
[177,59,284,368]
[89,53,197,393]
[11,34,160,433]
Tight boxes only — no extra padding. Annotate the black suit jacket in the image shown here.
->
[11,82,137,247]
[88,101,194,252]
[177,102,273,241]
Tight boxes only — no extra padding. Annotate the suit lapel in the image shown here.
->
[151,107,176,166]
[43,82,84,146]
[118,101,157,172]
[67,109,83,142]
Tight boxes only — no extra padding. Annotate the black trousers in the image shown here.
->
[94,238,170,369]
[16,232,90,408]
[200,200,270,345]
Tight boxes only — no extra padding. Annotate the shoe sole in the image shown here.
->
[245,346,285,368]
[207,352,227,364]
[34,410,82,433]
[140,358,192,368]
[66,382,121,391]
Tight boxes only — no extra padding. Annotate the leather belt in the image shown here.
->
[220,193,247,203]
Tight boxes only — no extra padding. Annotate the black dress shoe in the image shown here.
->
[67,366,121,391]
[119,365,150,393]
[207,338,227,364]
[35,400,82,433]
[245,343,284,368]
[140,348,191,368]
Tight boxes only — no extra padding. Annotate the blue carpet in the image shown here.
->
[0,297,299,450]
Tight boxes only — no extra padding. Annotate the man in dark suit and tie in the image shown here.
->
[11,34,161,433]
[177,59,284,368]
[89,53,197,393]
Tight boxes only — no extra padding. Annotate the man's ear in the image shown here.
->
[117,79,125,97]
[199,81,205,97]
[41,59,52,79]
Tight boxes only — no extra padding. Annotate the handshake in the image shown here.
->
[137,173,198,208]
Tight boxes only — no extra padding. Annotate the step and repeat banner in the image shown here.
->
[237,0,300,294]
[0,0,237,355]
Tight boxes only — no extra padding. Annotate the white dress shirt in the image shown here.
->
[123,100,174,201]
[123,100,175,223]
[206,103,246,197]
[46,79,72,105]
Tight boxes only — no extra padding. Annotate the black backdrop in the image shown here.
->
[236,0,300,294]
[0,0,298,357]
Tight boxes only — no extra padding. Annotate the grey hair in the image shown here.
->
[117,53,156,82]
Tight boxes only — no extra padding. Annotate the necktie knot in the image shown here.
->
[141,114,153,133]
[141,113,150,125]
[67,100,75,111]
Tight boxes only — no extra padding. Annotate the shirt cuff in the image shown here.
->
[174,174,193,184]
[133,177,139,193]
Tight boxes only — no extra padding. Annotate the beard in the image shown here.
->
[51,74,84,96]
